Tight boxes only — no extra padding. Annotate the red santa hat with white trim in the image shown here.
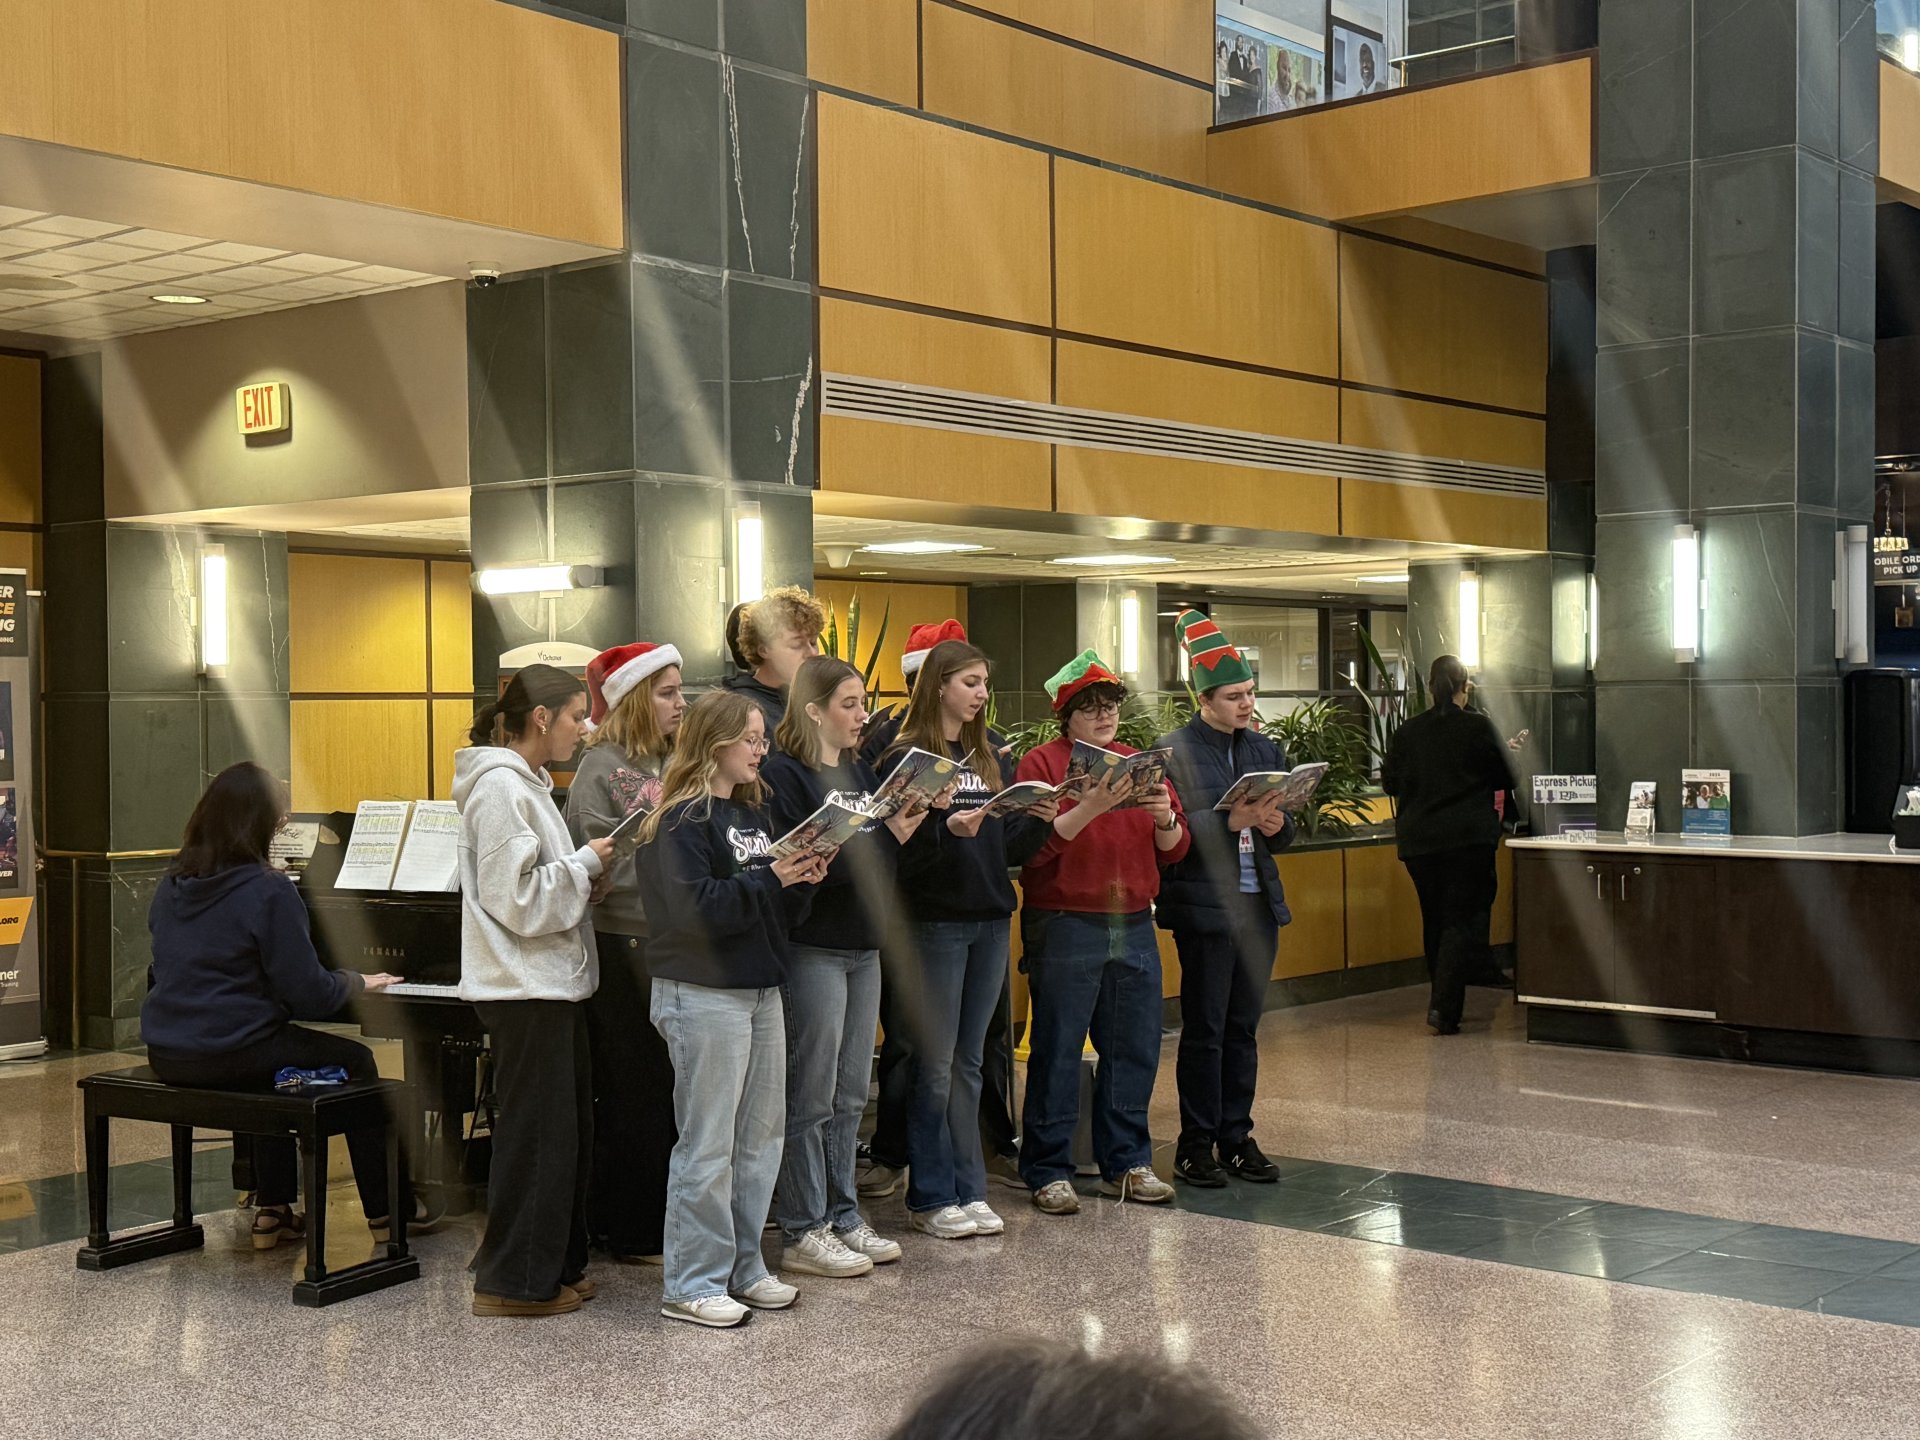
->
[901,619,967,682]
[585,641,683,730]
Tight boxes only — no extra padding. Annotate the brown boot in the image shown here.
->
[471,1285,583,1318]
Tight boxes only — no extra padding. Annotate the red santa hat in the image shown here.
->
[585,642,683,729]
[901,619,967,681]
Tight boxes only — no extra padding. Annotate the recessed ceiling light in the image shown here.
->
[860,541,989,555]
[1049,553,1176,567]
[859,570,888,577]
[0,273,76,292]
[1357,573,1410,583]
[150,293,208,305]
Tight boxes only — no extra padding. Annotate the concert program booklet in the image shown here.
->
[1063,741,1173,808]
[868,747,960,819]
[770,798,875,861]
[980,778,1081,819]
[1213,762,1330,814]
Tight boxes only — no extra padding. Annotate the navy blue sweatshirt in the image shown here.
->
[887,732,1051,922]
[762,749,900,951]
[142,864,364,1055]
[636,795,812,988]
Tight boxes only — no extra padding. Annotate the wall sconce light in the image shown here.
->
[1118,592,1141,677]
[733,503,765,607]
[1671,523,1700,662]
[1835,524,1870,665]
[1585,572,1599,671]
[472,564,605,596]
[1457,566,1482,668]
[199,544,229,675]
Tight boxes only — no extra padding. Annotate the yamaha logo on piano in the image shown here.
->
[362,945,407,959]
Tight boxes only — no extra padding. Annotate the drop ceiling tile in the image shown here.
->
[198,264,289,287]
[87,262,183,283]
[338,264,431,285]
[138,252,238,275]
[279,274,373,295]
[175,270,264,293]
[236,283,327,302]
[9,251,105,274]
[58,240,158,265]
[187,241,287,263]
[202,292,276,309]
[110,228,212,252]
[264,253,357,275]
[0,206,47,227]
[14,215,127,239]
[0,235,45,257]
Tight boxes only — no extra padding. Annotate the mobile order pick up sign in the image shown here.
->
[0,573,43,1059]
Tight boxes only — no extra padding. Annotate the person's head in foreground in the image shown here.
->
[882,1338,1264,1440]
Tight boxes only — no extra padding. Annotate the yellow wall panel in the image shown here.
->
[0,356,40,527]
[1340,478,1547,550]
[1340,233,1547,413]
[820,415,1053,511]
[1206,57,1593,220]
[963,0,1215,81]
[815,579,970,698]
[1273,847,1347,978]
[1344,843,1426,967]
[290,700,429,813]
[922,4,1210,184]
[0,0,621,248]
[432,699,475,802]
[289,554,428,694]
[1883,61,1920,202]
[1056,341,1338,440]
[807,0,919,106]
[1491,841,1516,947]
[0,532,40,583]
[1341,390,1545,471]
[818,96,1052,325]
[1357,216,1546,278]
[821,299,1052,403]
[430,560,473,696]
[1054,160,1339,377]
[1056,448,1339,536]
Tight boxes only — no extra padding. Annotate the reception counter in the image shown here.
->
[1509,833,1920,1074]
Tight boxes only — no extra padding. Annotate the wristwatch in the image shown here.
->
[1155,815,1179,834]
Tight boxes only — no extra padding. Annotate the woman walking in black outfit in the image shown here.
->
[1381,655,1516,1036]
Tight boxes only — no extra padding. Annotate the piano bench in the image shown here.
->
[74,1066,421,1307]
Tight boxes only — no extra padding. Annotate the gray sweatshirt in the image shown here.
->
[453,746,603,1003]
[564,741,663,938]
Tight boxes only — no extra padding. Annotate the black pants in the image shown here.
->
[1403,844,1499,1029]
[871,944,1017,1170]
[1172,892,1278,1154]
[148,1025,392,1216]
[471,999,592,1303]
[585,933,676,1256]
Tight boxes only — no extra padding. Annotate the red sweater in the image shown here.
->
[1015,736,1190,915]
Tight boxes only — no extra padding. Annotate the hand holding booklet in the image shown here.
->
[867,747,960,819]
[1213,762,1330,814]
[770,799,874,862]
[981,778,1080,819]
[1063,741,1173,808]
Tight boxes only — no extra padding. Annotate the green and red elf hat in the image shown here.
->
[1044,648,1124,714]
[1175,608,1255,691]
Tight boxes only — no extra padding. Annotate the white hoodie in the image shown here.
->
[453,746,603,1003]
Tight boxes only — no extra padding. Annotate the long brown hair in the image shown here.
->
[1427,654,1470,708]
[586,663,679,763]
[776,655,863,769]
[885,639,1001,792]
[639,691,769,841]
[172,762,284,878]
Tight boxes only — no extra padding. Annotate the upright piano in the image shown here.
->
[296,811,485,1211]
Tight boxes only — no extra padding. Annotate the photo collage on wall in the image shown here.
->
[1216,16,1325,122]
[1215,2,1399,124]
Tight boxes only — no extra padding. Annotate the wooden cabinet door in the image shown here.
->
[1514,853,1614,1003]
[1609,858,1717,1014]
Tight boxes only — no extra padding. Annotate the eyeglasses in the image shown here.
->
[1081,701,1122,718]
[743,737,771,753]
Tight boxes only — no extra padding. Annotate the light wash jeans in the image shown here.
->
[775,944,882,1244]
[650,977,786,1304]
[905,917,1012,1213]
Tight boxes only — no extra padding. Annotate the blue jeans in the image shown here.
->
[776,945,881,1243]
[1019,909,1162,1188]
[650,978,785,1304]
[904,917,1011,1213]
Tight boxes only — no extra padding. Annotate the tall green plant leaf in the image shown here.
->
[859,599,891,701]
[822,606,841,661]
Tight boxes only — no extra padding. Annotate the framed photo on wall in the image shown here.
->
[1329,21,1387,100]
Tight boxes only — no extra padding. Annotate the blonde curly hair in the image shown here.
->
[733,585,827,668]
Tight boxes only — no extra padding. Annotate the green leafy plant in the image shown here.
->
[821,593,891,706]
[1258,698,1374,840]
[1350,624,1426,778]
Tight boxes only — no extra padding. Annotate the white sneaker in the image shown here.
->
[731,1275,799,1310]
[1099,1167,1175,1204]
[662,1295,749,1328]
[782,1227,874,1278]
[834,1223,903,1265]
[908,1205,979,1240]
[962,1201,1005,1236]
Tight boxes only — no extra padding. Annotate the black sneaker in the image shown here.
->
[1218,1140,1279,1183]
[1428,1009,1461,1036]
[1174,1148,1228,1188]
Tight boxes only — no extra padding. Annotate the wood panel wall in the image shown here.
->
[814,578,970,699]
[0,355,41,582]
[0,0,621,248]
[288,553,472,812]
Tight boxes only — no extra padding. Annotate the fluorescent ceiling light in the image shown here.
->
[473,564,603,596]
[1049,553,1175,567]
[1357,573,1410,584]
[1119,593,1141,676]
[150,293,208,305]
[859,541,989,555]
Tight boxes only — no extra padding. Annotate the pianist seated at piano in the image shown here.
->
[141,761,431,1250]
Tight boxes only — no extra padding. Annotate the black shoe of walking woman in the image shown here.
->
[1427,1010,1461,1037]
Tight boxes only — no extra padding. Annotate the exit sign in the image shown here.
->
[235,382,289,435]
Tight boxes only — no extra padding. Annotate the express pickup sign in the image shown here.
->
[235,382,290,435]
